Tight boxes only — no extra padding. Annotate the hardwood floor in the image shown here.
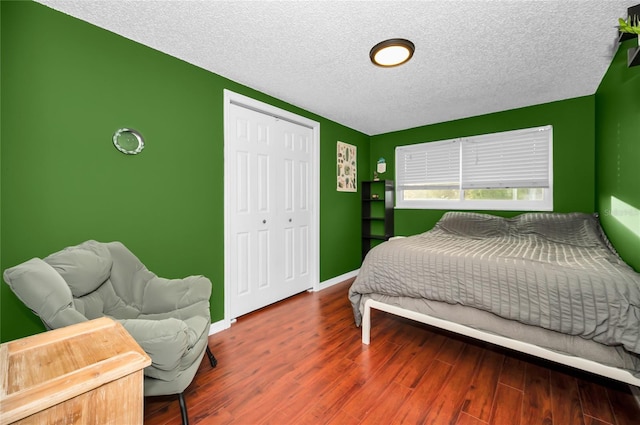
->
[144,279,640,425]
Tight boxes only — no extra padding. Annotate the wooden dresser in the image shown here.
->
[0,317,151,424]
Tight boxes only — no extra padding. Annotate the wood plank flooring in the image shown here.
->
[143,279,640,425]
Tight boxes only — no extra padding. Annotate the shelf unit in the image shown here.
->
[628,44,639,67]
[619,4,640,67]
[361,180,394,260]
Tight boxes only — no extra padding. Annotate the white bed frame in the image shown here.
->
[362,298,640,405]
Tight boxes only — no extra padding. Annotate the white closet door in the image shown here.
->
[226,102,314,319]
[280,121,312,296]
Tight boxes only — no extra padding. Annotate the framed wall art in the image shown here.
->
[337,141,357,192]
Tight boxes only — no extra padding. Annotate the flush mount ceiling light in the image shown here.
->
[370,38,415,67]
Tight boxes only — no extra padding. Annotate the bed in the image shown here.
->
[349,211,640,391]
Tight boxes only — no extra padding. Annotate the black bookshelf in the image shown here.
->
[361,180,394,260]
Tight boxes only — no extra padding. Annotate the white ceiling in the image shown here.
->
[36,0,635,135]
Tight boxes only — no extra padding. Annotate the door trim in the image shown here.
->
[223,89,320,327]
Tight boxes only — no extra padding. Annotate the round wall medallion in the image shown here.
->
[113,128,144,155]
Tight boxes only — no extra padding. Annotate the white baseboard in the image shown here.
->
[315,268,359,291]
[208,318,230,335]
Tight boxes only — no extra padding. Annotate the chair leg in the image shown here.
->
[206,345,218,368]
[178,392,189,425]
[176,347,215,425]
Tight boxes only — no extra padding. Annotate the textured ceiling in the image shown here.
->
[36,0,635,135]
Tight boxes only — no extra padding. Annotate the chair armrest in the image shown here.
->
[46,306,89,330]
[3,258,89,329]
[117,318,189,380]
[141,275,212,315]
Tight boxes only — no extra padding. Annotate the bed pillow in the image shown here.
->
[513,212,606,248]
[435,211,509,238]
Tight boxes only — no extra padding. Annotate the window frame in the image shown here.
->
[395,126,553,211]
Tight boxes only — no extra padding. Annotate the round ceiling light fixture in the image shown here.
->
[369,38,415,67]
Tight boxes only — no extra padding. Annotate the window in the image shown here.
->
[396,125,553,211]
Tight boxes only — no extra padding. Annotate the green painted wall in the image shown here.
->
[0,1,368,342]
[3,1,636,344]
[370,97,596,236]
[595,38,640,271]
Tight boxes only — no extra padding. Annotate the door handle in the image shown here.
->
[262,220,267,224]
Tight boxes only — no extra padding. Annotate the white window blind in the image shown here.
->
[396,139,459,190]
[461,126,551,189]
[395,125,553,211]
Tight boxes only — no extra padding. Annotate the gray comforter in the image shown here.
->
[349,212,640,356]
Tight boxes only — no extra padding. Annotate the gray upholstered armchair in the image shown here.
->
[3,240,216,425]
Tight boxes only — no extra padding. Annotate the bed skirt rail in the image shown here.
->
[362,298,640,393]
